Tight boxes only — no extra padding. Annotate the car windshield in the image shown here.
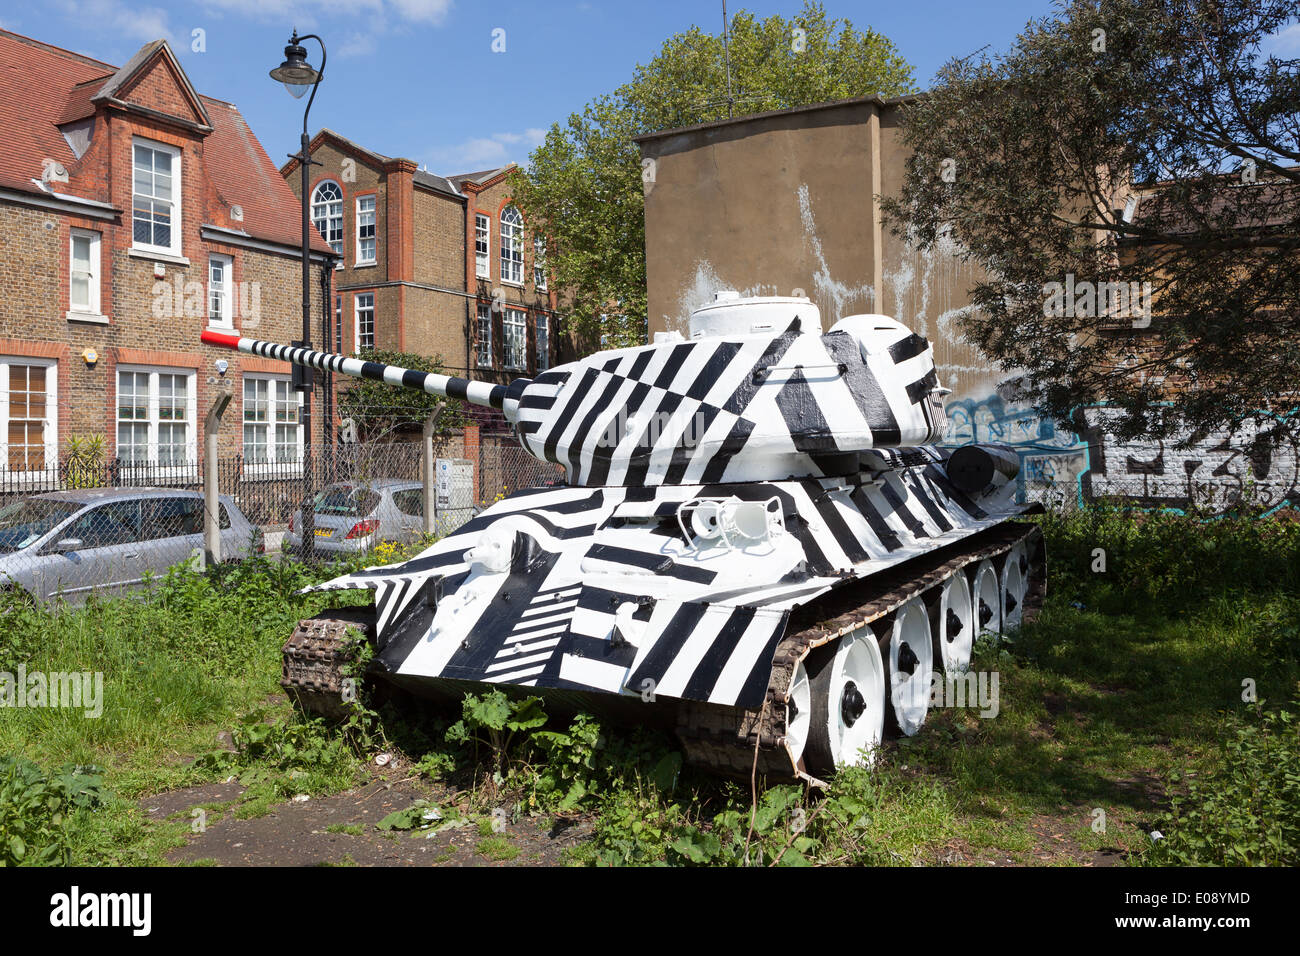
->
[312,485,381,518]
[0,498,79,552]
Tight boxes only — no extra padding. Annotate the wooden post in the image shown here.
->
[422,405,445,536]
[203,387,233,567]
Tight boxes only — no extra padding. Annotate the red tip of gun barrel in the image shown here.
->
[201,329,241,349]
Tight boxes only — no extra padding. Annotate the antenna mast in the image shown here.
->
[721,0,734,118]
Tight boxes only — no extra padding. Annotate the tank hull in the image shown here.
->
[286,445,1045,780]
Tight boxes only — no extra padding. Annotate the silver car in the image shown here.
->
[0,488,262,605]
[285,479,427,554]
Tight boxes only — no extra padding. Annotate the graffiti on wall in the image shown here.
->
[943,383,1092,510]
[944,388,1300,515]
[1081,409,1300,515]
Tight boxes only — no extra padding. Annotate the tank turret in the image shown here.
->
[202,294,949,486]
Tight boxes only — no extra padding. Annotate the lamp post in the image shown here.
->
[271,30,326,559]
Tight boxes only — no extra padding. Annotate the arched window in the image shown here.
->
[311,181,344,259]
[500,205,523,285]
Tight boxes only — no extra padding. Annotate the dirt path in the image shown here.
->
[145,773,593,867]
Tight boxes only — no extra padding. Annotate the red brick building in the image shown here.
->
[0,29,337,480]
[281,131,568,432]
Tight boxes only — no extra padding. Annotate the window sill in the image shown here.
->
[67,310,108,325]
[129,248,190,267]
[238,462,305,481]
[500,281,525,289]
[353,262,377,269]
[475,270,490,280]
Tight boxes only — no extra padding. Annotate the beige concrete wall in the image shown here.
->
[642,101,881,338]
[641,99,1002,409]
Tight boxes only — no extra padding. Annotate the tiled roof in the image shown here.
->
[0,31,111,193]
[294,128,463,199]
[0,28,331,254]
[447,165,514,189]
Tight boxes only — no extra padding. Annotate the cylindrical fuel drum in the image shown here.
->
[945,443,1020,495]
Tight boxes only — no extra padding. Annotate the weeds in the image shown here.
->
[1,506,1297,866]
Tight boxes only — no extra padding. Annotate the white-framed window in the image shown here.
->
[536,313,549,372]
[476,301,493,368]
[504,307,526,371]
[500,206,523,285]
[475,213,490,279]
[311,181,344,261]
[131,138,181,256]
[242,374,302,465]
[355,293,375,351]
[0,358,57,475]
[208,254,233,328]
[356,195,376,265]
[533,235,547,291]
[68,229,101,317]
[116,366,196,468]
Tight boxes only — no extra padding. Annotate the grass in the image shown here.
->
[325,823,364,836]
[0,509,1295,865]
[476,836,520,861]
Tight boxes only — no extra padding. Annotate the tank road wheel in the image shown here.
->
[802,624,886,775]
[1001,542,1028,639]
[934,571,974,674]
[971,559,1002,645]
[783,656,813,770]
[885,598,934,737]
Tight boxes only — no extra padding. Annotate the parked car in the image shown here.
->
[0,488,262,605]
[285,479,428,554]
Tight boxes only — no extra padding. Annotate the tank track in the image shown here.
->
[280,607,376,720]
[674,521,1046,784]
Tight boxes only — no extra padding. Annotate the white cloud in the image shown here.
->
[387,0,453,25]
[53,0,178,47]
[1261,21,1300,57]
[337,32,378,59]
[427,129,546,173]
[199,0,443,27]
[197,0,449,60]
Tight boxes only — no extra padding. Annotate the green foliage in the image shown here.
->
[530,713,604,811]
[511,0,915,346]
[1145,705,1300,866]
[881,0,1300,444]
[375,799,470,833]
[1035,508,1300,612]
[334,348,467,441]
[445,690,548,778]
[196,710,359,797]
[0,756,105,865]
[64,434,106,490]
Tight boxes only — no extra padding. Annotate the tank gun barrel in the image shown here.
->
[200,330,526,415]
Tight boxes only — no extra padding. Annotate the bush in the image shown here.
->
[0,756,106,865]
[1036,507,1300,612]
[1145,705,1300,866]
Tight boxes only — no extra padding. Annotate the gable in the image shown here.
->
[112,53,207,128]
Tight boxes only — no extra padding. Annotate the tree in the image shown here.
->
[881,0,1300,447]
[511,1,917,348]
[335,349,467,443]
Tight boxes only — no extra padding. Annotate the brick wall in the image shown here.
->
[1,120,328,466]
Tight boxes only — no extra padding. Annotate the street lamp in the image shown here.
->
[271,30,326,559]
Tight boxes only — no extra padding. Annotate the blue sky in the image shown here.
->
[3,1,1297,177]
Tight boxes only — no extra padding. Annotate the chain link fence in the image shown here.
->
[0,433,572,606]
